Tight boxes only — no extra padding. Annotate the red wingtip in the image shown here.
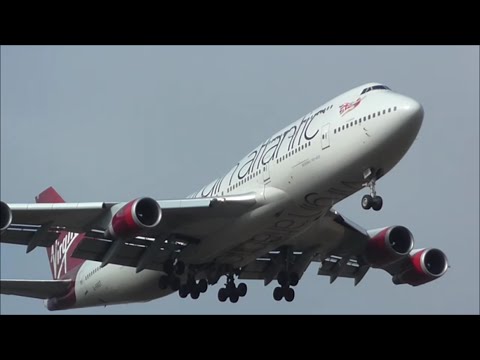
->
[35,186,65,203]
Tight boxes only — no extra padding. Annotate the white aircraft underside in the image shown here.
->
[0,82,449,310]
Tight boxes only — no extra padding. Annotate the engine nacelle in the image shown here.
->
[105,197,162,239]
[393,248,449,286]
[1,201,13,234]
[365,226,414,267]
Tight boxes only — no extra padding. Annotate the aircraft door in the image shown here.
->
[321,123,330,149]
[263,162,271,184]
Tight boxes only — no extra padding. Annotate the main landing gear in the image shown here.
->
[361,176,383,211]
[273,270,298,302]
[158,259,185,291]
[178,275,208,300]
[273,247,299,302]
[217,272,247,303]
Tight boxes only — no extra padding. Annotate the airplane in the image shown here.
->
[0,82,449,311]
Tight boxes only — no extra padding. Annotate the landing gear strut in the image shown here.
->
[273,270,298,302]
[158,259,185,291]
[217,272,247,303]
[362,175,383,211]
[273,247,299,302]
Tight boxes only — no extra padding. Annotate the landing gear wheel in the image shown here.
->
[158,275,169,290]
[190,289,200,299]
[163,259,174,274]
[218,288,228,302]
[372,196,383,211]
[284,287,295,302]
[179,285,189,298]
[273,287,283,301]
[197,279,208,293]
[175,261,185,275]
[362,195,373,210]
[277,271,288,286]
[229,293,239,303]
[289,272,299,286]
[170,276,181,291]
[237,283,247,297]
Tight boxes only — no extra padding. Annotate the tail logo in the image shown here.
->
[50,232,79,279]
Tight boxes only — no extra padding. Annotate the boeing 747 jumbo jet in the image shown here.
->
[0,83,449,310]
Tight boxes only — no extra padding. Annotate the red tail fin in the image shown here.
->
[36,187,86,280]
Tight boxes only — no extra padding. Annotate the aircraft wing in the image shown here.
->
[1,192,259,269]
[0,279,72,299]
[239,209,373,286]
[3,192,257,235]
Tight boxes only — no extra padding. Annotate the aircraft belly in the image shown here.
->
[74,264,170,309]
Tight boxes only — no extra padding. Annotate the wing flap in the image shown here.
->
[72,237,148,268]
[71,235,181,271]
[239,258,271,280]
[0,279,72,299]
[317,255,370,285]
[1,226,59,247]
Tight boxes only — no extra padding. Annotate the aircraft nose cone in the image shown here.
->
[403,98,424,128]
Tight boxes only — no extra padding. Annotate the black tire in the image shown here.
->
[289,272,299,286]
[284,287,295,302]
[218,288,228,302]
[277,271,288,286]
[158,275,169,290]
[197,279,208,293]
[163,259,174,274]
[190,289,200,299]
[229,293,239,303]
[186,277,196,291]
[225,282,236,295]
[179,285,190,298]
[175,261,185,275]
[237,283,247,297]
[273,287,283,301]
[362,195,373,210]
[170,276,181,291]
[372,196,383,211]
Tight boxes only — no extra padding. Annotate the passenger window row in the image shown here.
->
[225,141,313,194]
[334,106,397,135]
[227,169,261,193]
[86,266,100,280]
[276,141,312,164]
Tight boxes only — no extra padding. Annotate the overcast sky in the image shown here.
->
[1,46,478,314]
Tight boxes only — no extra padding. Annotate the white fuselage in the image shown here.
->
[66,83,424,310]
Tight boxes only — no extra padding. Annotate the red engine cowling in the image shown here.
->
[105,197,162,239]
[1,201,12,234]
[365,226,414,267]
[393,248,449,286]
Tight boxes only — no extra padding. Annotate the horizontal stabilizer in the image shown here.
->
[0,279,72,299]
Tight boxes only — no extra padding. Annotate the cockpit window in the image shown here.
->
[360,85,391,95]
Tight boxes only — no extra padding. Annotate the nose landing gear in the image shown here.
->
[361,170,383,211]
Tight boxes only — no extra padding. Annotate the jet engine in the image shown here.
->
[365,226,414,267]
[105,197,161,239]
[1,201,12,234]
[392,248,449,286]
